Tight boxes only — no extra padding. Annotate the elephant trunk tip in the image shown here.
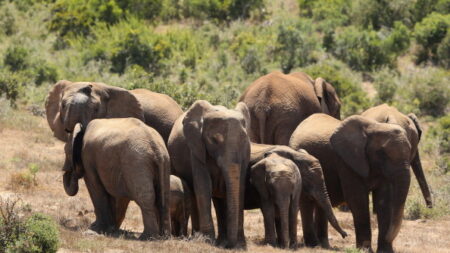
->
[426,198,433,209]
[339,229,348,238]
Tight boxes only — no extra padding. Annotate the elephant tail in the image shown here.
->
[256,109,267,144]
[157,156,171,237]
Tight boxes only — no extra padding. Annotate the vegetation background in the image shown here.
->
[0,0,449,252]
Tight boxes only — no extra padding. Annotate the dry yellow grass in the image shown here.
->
[1,108,449,253]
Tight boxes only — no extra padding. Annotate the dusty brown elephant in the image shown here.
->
[168,100,251,249]
[239,71,341,145]
[362,104,433,208]
[170,175,192,237]
[45,80,182,143]
[244,144,347,248]
[62,118,171,239]
[290,114,414,253]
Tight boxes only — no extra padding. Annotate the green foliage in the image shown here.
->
[116,0,162,20]
[436,31,450,68]
[372,68,399,104]
[4,45,30,72]
[275,19,319,73]
[181,0,265,21]
[33,61,59,86]
[301,58,371,116]
[429,115,450,154]
[8,214,59,253]
[0,70,26,106]
[414,12,450,64]
[0,4,16,35]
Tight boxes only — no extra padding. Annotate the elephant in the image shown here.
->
[362,104,432,208]
[290,113,414,253]
[170,175,192,237]
[239,71,341,145]
[45,80,183,143]
[244,144,347,248]
[247,151,302,248]
[167,100,251,249]
[62,118,171,239]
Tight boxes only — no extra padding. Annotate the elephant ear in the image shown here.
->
[182,100,213,162]
[235,102,251,134]
[250,159,267,186]
[101,84,145,121]
[407,113,422,140]
[330,115,371,179]
[45,80,72,141]
[314,78,341,119]
[71,123,84,174]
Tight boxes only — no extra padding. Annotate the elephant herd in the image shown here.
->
[45,71,433,253]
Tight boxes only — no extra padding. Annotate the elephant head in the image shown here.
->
[330,115,412,241]
[313,78,341,120]
[263,146,347,239]
[182,100,251,248]
[45,80,144,141]
[62,123,85,196]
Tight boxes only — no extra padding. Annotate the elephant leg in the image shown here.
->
[299,195,319,247]
[111,197,130,229]
[315,205,330,248]
[289,196,299,249]
[135,179,160,240]
[172,219,180,237]
[373,186,394,253]
[84,175,115,234]
[190,198,200,236]
[191,165,215,241]
[213,198,227,246]
[260,201,276,246]
[274,122,297,146]
[342,181,372,251]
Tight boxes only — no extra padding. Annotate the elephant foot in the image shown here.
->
[89,220,115,235]
[376,243,393,253]
[139,232,158,241]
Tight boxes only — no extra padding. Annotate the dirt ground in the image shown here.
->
[1,110,449,253]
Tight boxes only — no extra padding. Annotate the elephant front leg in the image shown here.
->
[213,198,227,247]
[344,187,372,251]
[191,162,215,241]
[260,201,276,246]
[299,196,319,247]
[315,205,330,248]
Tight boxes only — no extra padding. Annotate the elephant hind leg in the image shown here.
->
[134,180,160,240]
[111,197,130,229]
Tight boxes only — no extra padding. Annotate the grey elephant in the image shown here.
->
[362,104,432,207]
[290,113,416,253]
[168,100,251,249]
[62,118,171,239]
[239,71,341,145]
[244,144,347,248]
[170,175,192,237]
[45,80,183,143]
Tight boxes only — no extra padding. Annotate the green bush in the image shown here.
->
[4,45,30,72]
[301,58,371,116]
[110,31,170,74]
[181,0,265,21]
[0,70,26,106]
[8,214,59,253]
[372,68,399,104]
[414,12,450,64]
[429,115,450,154]
[116,0,162,20]
[436,31,450,68]
[34,61,59,86]
[0,4,16,35]
[275,20,319,73]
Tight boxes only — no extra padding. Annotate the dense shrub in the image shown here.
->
[414,13,450,64]
[275,20,319,73]
[436,31,450,68]
[372,68,399,104]
[0,70,25,106]
[4,45,30,72]
[116,0,162,20]
[33,61,59,86]
[180,0,265,21]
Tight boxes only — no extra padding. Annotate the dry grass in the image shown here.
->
[0,106,449,252]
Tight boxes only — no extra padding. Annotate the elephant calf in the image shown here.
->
[248,152,302,248]
[170,175,192,237]
[62,118,170,239]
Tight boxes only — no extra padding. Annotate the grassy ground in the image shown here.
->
[0,99,449,253]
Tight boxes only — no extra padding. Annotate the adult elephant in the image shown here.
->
[362,104,432,208]
[244,144,347,248]
[168,100,251,249]
[62,118,170,239]
[290,114,413,253]
[239,71,341,145]
[45,80,183,143]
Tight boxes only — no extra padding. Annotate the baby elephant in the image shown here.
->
[62,118,171,239]
[170,175,192,237]
[249,152,302,248]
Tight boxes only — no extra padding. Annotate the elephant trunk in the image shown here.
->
[385,170,411,244]
[275,198,291,248]
[63,170,79,196]
[311,173,347,238]
[224,163,241,248]
[411,152,433,208]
